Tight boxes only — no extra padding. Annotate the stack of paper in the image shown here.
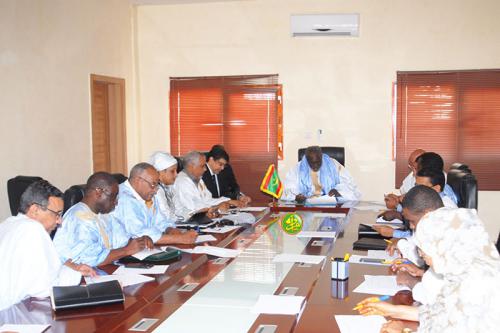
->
[335,315,386,333]
[0,324,51,333]
[85,274,154,287]
[296,231,336,239]
[353,275,409,296]
[239,206,267,212]
[272,253,325,265]
[376,217,404,225]
[131,248,165,260]
[195,234,217,243]
[306,195,337,205]
[113,265,169,275]
[202,225,241,233]
[251,295,305,315]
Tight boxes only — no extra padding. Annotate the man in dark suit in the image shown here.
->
[202,145,251,205]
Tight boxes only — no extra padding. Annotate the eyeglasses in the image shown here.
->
[138,176,159,189]
[34,203,63,219]
[96,187,118,200]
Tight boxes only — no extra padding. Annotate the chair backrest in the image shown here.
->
[449,162,472,173]
[446,168,478,209]
[7,175,44,215]
[63,184,86,214]
[175,156,184,173]
[111,173,128,184]
[298,146,345,166]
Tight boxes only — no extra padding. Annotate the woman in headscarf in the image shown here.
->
[356,207,500,332]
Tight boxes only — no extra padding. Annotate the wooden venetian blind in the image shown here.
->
[170,74,282,202]
[396,69,500,190]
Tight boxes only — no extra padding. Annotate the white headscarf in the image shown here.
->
[149,151,177,171]
[414,207,500,333]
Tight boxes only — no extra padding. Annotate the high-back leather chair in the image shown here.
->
[111,173,128,184]
[446,166,478,209]
[63,184,86,214]
[7,175,43,215]
[298,146,345,166]
[175,156,184,173]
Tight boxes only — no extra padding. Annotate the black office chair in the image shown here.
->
[496,232,500,254]
[175,156,184,173]
[62,184,86,214]
[298,146,345,166]
[449,162,472,174]
[111,173,128,184]
[446,167,478,209]
[7,175,44,215]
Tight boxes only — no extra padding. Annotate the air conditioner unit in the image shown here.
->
[290,14,360,37]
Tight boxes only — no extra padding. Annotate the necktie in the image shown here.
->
[212,174,220,196]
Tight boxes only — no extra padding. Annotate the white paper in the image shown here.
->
[195,234,217,243]
[306,195,337,205]
[367,250,400,261]
[191,246,241,258]
[239,206,267,212]
[272,253,325,265]
[202,225,241,233]
[251,295,305,315]
[353,275,409,296]
[296,231,337,239]
[113,265,169,275]
[361,223,400,229]
[0,324,50,333]
[313,212,346,218]
[131,248,165,260]
[349,255,395,266]
[85,273,154,287]
[335,315,386,333]
[353,205,385,211]
[376,217,404,224]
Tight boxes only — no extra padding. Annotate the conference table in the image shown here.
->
[0,201,417,333]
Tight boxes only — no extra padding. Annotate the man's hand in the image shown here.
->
[392,263,425,277]
[65,260,96,277]
[206,207,220,219]
[384,194,400,209]
[380,320,407,333]
[125,237,147,254]
[356,300,399,317]
[172,230,198,244]
[386,238,401,256]
[239,195,252,205]
[328,189,342,197]
[217,202,230,212]
[228,199,245,208]
[396,270,420,288]
[377,210,403,221]
[295,194,307,203]
[372,225,395,238]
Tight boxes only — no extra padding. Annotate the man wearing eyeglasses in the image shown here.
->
[112,162,197,244]
[0,180,95,311]
[54,172,151,267]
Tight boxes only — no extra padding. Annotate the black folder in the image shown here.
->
[353,237,388,251]
[51,280,124,311]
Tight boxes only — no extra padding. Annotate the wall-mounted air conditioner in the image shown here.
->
[290,14,360,37]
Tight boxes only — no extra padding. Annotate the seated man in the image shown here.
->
[112,162,196,244]
[54,172,152,267]
[385,148,425,209]
[174,151,244,217]
[282,145,361,202]
[202,145,251,204]
[0,180,94,311]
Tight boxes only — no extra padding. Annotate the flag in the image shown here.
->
[260,164,283,199]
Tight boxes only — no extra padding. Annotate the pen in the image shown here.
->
[353,295,390,310]
[384,239,393,244]
[343,253,350,262]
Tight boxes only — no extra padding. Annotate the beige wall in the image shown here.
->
[0,0,137,219]
[134,0,500,238]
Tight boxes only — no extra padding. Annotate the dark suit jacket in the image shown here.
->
[202,164,241,199]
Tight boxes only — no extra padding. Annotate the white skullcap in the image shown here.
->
[149,151,177,171]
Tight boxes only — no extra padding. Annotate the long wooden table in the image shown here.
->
[0,203,415,333]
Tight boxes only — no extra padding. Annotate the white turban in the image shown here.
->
[149,151,177,171]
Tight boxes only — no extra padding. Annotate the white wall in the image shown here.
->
[0,0,137,219]
[134,0,500,238]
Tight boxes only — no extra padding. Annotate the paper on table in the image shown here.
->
[361,223,400,229]
[296,231,336,239]
[113,265,169,275]
[306,195,337,205]
[195,234,217,243]
[349,255,392,266]
[353,275,409,296]
[273,253,325,265]
[335,315,386,333]
[239,206,267,212]
[251,295,305,315]
[376,217,404,225]
[191,246,241,258]
[202,225,241,234]
[353,205,385,211]
[367,250,400,261]
[313,212,346,218]
[85,273,154,287]
[0,324,51,333]
[131,248,165,260]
